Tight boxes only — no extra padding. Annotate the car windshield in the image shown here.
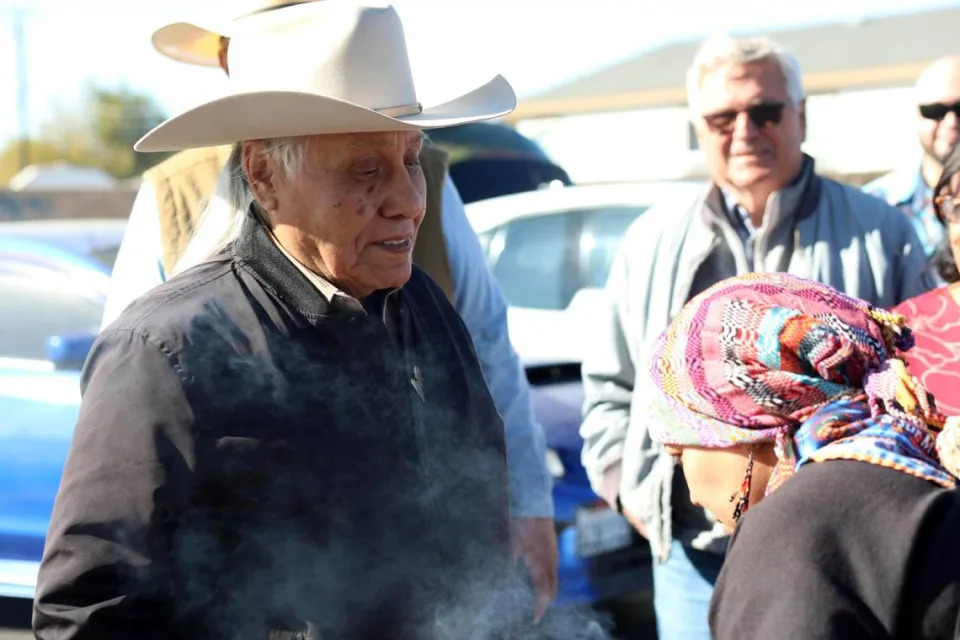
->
[482,205,646,310]
[0,270,105,361]
[0,227,121,362]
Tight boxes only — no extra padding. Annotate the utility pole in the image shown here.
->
[14,5,30,171]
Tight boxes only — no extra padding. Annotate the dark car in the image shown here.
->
[427,122,572,204]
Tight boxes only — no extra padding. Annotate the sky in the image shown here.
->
[0,0,958,147]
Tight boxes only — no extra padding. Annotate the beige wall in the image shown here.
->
[516,85,918,184]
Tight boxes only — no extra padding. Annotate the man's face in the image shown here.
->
[258,131,426,299]
[916,61,960,165]
[693,60,806,193]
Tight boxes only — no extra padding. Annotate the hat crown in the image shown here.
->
[228,1,418,113]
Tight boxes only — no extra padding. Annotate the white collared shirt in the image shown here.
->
[267,230,365,315]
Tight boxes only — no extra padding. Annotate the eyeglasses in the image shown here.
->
[701,102,786,134]
[934,193,960,223]
[919,101,960,121]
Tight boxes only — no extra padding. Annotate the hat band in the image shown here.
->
[375,102,423,118]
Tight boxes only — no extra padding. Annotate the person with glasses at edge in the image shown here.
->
[865,56,960,263]
[893,140,960,419]
[579,34,936,640]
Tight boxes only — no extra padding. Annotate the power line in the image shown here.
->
[14,4,29,170]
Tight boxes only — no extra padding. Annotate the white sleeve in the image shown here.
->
[99,182,165,330]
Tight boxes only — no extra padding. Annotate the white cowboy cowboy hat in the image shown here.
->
[135,1,516,152]
[151,0,305,68]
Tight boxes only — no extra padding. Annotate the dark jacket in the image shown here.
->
[711,460,960,639]
[33,211,516,640]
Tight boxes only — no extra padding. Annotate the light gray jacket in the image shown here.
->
[580,160,935,562]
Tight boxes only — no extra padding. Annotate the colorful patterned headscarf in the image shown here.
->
[646,272,959,491]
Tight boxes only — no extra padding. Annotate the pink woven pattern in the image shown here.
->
[647,273,893,448]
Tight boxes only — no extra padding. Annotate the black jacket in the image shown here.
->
[711,460,960,639]
[34,212,517,640]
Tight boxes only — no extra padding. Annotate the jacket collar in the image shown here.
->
[232,205,366,322]
[702,154,822,230]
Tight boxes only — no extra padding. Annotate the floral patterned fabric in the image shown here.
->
[894,283,960,417]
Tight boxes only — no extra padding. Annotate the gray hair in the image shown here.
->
[685,35,805,117]
[172,137,312,275]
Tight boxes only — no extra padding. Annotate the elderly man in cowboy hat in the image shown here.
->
[100,0,557,620]
[34,3,540,638]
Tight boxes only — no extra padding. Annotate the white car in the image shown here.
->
[466,181,702,365]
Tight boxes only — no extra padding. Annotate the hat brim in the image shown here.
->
[135,75,517,152]
[151,20,227,68]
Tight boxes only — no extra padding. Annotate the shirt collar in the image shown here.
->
[882,163,929,207]
[264,223,368,315]
[720,189,758,236]
[267,230,343,302]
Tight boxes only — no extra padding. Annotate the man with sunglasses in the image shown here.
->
[866,55,960,260]
[580,34,934,640]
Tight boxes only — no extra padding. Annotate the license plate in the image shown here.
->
[575,506,634,557]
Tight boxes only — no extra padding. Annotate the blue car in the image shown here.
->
[0,219,125,600]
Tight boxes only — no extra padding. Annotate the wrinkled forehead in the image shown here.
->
[697,59,789,113]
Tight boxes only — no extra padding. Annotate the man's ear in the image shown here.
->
[691,116,708,150]
[243,141,279,212]
[797,98,807,144]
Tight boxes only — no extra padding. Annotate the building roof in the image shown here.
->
[9,162,116,191]
[509,7,960,121]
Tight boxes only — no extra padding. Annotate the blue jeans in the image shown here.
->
[651,539,725,640]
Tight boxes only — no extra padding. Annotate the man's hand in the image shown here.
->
[621,505,648,539]
[510,517,558,624]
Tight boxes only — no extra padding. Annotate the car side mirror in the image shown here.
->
[46,332,97,371]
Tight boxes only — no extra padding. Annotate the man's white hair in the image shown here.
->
[685,34,806,117]
[172,137,311,275]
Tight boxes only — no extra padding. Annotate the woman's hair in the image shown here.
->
[172,137,311,275]
[685,35,805,117]
[934,140,960,201]
[930,142,960,284]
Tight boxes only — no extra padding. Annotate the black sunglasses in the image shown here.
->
[702,102,786,134]
[919,101,960,121]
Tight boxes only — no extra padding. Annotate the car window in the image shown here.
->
[580,206,647,289]
[488,213,576,310]
[88,246,121,272]
[0,271,104,361]
[477,229,494,256]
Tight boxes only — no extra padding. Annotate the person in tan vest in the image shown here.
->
[101,0,557,621]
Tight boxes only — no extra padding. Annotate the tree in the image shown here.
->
[0,138,66,184]
[0,82,172,185]
[83,84,172,178]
